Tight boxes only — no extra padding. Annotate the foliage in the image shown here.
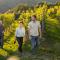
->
[0,2,60,59]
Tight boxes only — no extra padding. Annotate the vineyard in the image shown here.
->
[0,2,60,60]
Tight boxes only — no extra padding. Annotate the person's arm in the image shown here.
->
[14,37,16,44]
[23,27,26,36]
[2,24,4,34]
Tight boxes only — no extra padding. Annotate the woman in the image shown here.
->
[15,21,25,53]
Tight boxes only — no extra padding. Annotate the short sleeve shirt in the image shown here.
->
[28,21,40,36]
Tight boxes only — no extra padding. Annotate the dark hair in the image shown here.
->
[19,21,23,24]
[32,15,36,18]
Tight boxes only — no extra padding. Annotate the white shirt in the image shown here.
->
[28,21,41,36]
[15,27,25,37]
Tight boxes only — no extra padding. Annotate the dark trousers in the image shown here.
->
[0,36,3,48]
[16,37,23,52]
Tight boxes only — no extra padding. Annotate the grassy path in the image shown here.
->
[0,21,60,60]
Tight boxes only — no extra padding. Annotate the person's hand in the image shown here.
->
[2,31,4,34]
[14,38,16,44]
[40,35,42,38]
[39,34,42,39]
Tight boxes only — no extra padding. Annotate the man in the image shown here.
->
[0,21,4,48]
[28,15,41,53]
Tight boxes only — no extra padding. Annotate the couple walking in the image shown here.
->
[15,15,42,55]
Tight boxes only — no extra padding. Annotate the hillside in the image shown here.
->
[0,0,60,13]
